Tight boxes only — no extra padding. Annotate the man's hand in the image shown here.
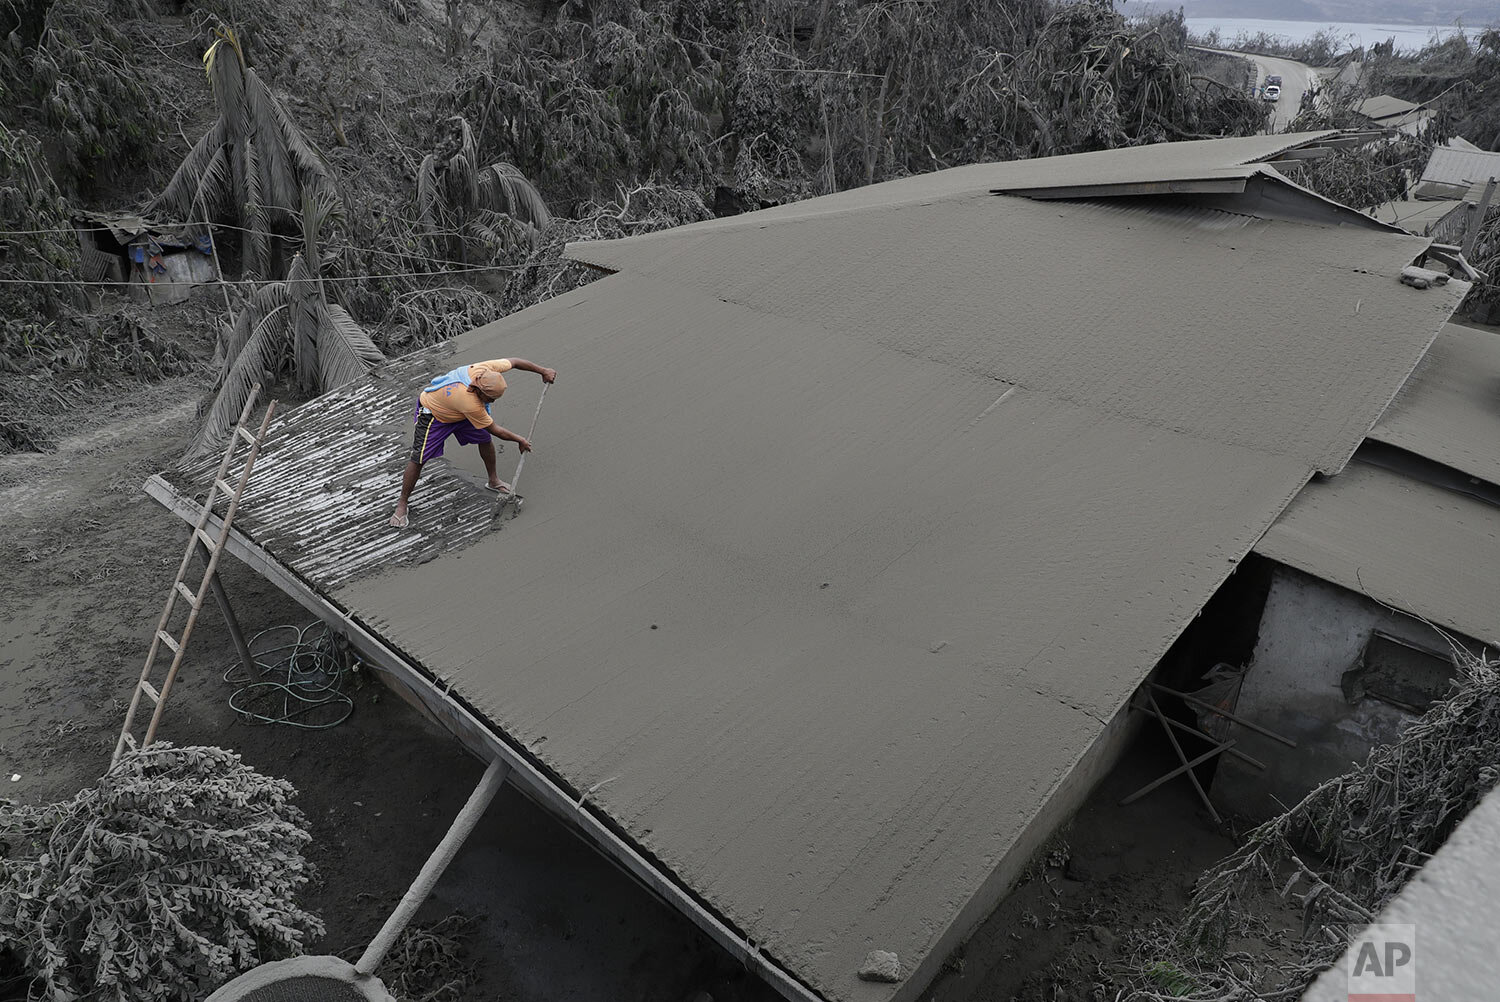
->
[539,367,557,384]
[514,436,533,453]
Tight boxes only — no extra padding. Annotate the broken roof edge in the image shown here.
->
[1312,297,1465,478]
[138,476,832,1002]
[562,133,1351,262]
[999,166,1411,233]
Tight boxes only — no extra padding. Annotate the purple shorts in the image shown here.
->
[409,405,489,464]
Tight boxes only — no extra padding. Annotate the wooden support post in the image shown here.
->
[357,758,510,976]
[1460,176,1496,260]
[1146,692,1222,824]
[1128,700,1266,770]
[1121,739,1237,806]
[194,538,261,683]
[1150,682,1297,748]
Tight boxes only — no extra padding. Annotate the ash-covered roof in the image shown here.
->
[1370,323,1500,487]
[1256,323,1500,647]
[1371,197,1468,236]
[1255,459,1500,648]
[1356,94,1425,123]
[163,135,1469,1002]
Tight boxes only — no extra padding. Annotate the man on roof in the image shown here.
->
[389,357,557,528]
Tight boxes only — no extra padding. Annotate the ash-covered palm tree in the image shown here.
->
[151,27,338,277]
[186,193,383,460]
[416,116,551,262]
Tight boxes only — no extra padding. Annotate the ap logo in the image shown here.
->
[1347,923,1416,1002]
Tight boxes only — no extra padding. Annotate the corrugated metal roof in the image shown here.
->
[1254,460,1500,647]
[1371,197,1467,235]
[1357,94,1424,122]
[567,190,1459,476]
[583,132,1340,234]
[162,137,1469,1002]
[1420,144,1500,189]
[1370,323,1500,486]
[173,347,506,591]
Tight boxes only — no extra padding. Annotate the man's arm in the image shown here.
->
[488,424,532,452]
[506,358,557,383]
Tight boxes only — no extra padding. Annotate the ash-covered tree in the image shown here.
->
[151,27,340,278]
[416,116,552,263]
[0,744,323,1002]
[187,191,383,460]
[0,0,163,192]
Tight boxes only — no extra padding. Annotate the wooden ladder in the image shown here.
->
[112,386,276,767]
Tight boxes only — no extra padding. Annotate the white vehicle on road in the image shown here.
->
[1263,84,1281,102]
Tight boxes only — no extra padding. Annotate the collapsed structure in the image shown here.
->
[149,132,1478,1002]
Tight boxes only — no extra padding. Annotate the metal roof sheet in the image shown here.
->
[1371,197,1467,234]
[165,137,1467,1002]
[1370,323,1500,486]
[583,132,1341,233]
[1420,144,1500,189]
[568,190,1457,476]
[1254,460,1500,648]
[1357,94,1424,122]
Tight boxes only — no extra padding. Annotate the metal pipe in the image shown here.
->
[356,758,510,976]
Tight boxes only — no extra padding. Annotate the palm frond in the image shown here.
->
[286,253,323,391]
[149,121,227,221]
[456,116,481,210]
[298,188,344,264]
[262,69,334,196]
[184,314,284,462]
[245,73,301,214]
[242,136,271,275]
[315,302,385,391]
[416,153,442,231]
[219,284,289,375]
[478,162,552,229]
[204,32,249,150]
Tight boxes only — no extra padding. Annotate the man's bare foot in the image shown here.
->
[485,480,512,494]
[389,507,409,527]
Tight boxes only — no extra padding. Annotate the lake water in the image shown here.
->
[1182,17,1469,53]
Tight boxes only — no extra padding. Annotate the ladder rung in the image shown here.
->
[122,732,137,750]
[213,478,236,497]
[156,630,180,655]
[139,681,160,706]
[195,527,218,550]
[236,426,257,445]
[175,581,198,605]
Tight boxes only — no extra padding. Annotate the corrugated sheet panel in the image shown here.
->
[1369,323,1500,487]
[168,347,508,592]
[1358,94,1422,121]
[1372,198,1467,236]
[336,269,1314,1002]
[561,132,1339,240]
[1255,460,1500,648]
[568,192,1463,475]
[1420,145,1500,188]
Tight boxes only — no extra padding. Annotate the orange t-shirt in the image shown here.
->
[418,359,513,428]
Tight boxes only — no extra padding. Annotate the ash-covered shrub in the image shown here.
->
[0,744,324,1002]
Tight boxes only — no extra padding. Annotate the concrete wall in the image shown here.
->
[1214,565,1463,820]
